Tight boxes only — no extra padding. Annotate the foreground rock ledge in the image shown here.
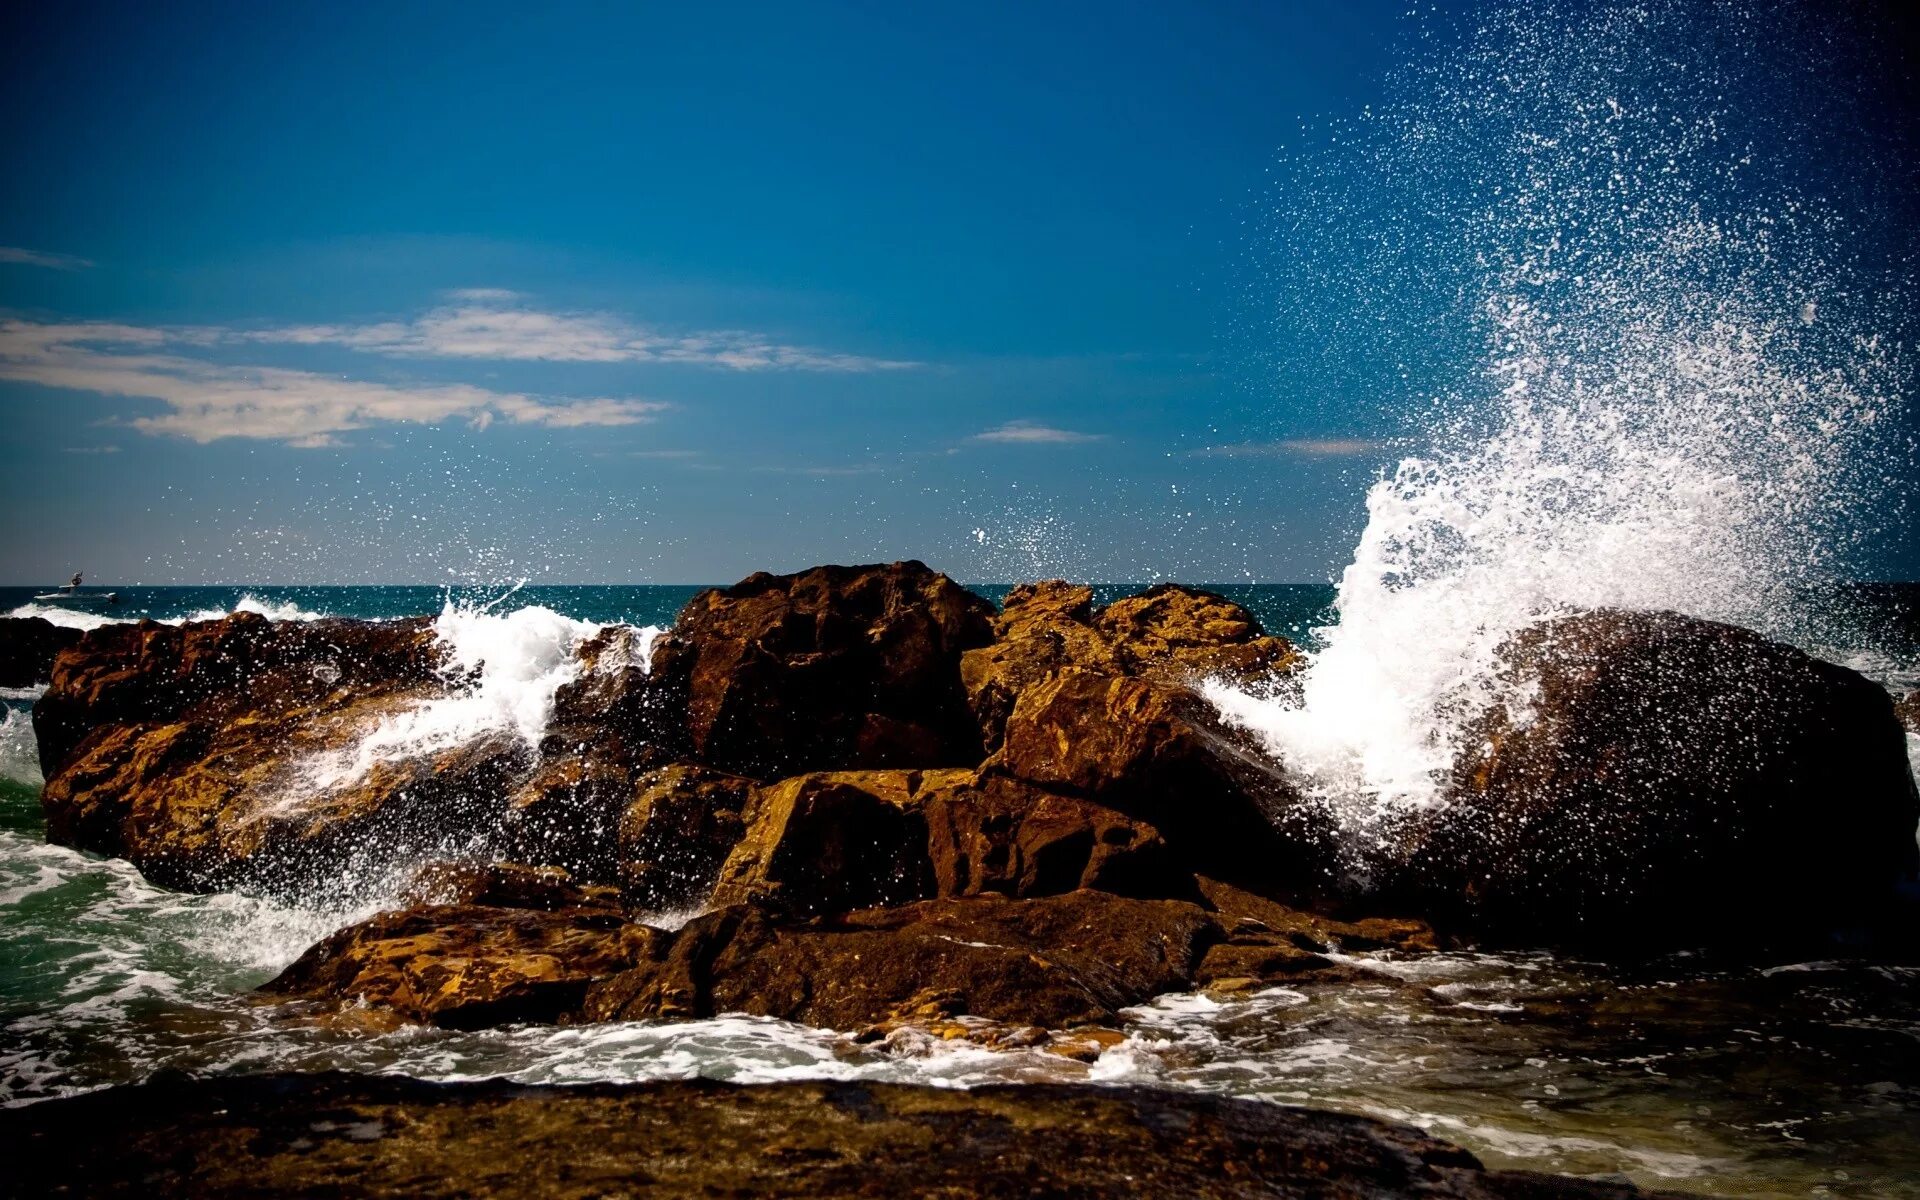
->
[1,1073,1702,1200]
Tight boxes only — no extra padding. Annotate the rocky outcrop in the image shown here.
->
[265,898,661,1029]
[1417,609,1920,950]
[0,616,81,688]
[0,1072,1698,1200]
[265,881,1418,1035]
[645,561,996,777]
[616,762,754,911]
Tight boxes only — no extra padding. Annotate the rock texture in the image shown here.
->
[646,561,996,777]
[1420,609,1920,950]
[0,615,81,688]
[0,1072,1697,1200]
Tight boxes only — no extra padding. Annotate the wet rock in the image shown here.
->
[647,560,996,778]
[1094,582,1263,663]
[33,613,535,893]
[1423,609,1920,950]
[994,667,1336,893]
[0,1072,1699,1200]
[586,891,1223,1031]
[398,860,623,912]
[617,762,754,912]
[0,616,81,688]
[708,766,1190,916]
[263,901,661,1029]
[707,769,952,916]
[961,582,1126,753]
[1895,689,1919,736]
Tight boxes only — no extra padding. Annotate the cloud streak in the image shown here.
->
[972,420,1103,445]
[0,246,93,271]
[1195,438,1385,458]
[246,296,919,372]
[0,320,666,446]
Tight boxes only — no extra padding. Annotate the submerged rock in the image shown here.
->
[645,560,996,778]
[1421,609,1920,950]
[0,1072,1696,1200]
[0,615,81,689]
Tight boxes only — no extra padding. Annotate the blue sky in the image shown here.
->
[2,3,1911,584]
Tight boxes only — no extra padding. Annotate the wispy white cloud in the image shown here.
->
[972,420,1103,445]
[0,246,93,271]
[1195,438,1385,458]
[0,320,666,446]
[63,444,121,454]
[245,294,919,372]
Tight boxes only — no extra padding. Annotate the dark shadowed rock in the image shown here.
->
[647,561,996,777]
[0,616,81,688]
[0,1072,1700,1200]
[263,901,661,1028]
[617,762,755,912]
[586,891,1224,1030]
[1418,609,1920,950]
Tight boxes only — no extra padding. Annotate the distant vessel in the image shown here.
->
[34,572,119,605]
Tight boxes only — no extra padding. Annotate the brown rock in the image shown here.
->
[994,667,1337,892]
[0,616,81,689]
[587,891,1224,1031]
[709,766,1189,917]
[397,861,623,912]
[618,762,755,912]
[0,1072,1699,1200]
[263,902,662,1028]
[1422,609,1920,950]
[647,561,996,778]
[707,769,954,915]
[1896,689,1919,736]
[961,589,1126,753]
[1094,583,1262,665]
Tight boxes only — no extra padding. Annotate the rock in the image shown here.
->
[1896,689,1919,736]
[961,583,1126,753]
[1094,583,1258,662]
[707,769,954,916]
[0,616,81,688]
[1421,609,1920,950]
[587,891,1223,1031]
[647,561,996,778]
[994,667,1337,893]
[263,901,661,1028]
[708,767,1190,916]
[0,1073,1697,1200]
[397,861,623,912]
[1197,876,1440,954]
[617,762,755,912]
[30,613,589,893]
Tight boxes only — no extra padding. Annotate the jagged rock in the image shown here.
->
[708,767,1189,916]
[1197,876,1440,954]
[961,582,1126,752]
[0,1073,1699,1200]
[707,769,954,916]
[585,891,1224,1031]
[1896,689,1919,736]
[1094,582,1261,660]
[0,616,81,688]
[263,901,661,1028]
[1419,609,1920,950]
[617,762,755,912]
[647,561,996,778]
[398,860,623,912]
[994,667,1335,893]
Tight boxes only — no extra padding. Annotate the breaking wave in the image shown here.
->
[1211,0,1912,829]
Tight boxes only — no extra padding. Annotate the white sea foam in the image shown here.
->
[291,605,660,796]
[0,706,41,788]
[2,603,129,632]
[182,594,328,623]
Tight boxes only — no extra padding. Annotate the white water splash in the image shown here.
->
[182,594,328,623]
[1212,0,1911,829]
[294,604,619,794]
[0,705,42,788]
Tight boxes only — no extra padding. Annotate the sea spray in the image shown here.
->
[1213,0,1913,833]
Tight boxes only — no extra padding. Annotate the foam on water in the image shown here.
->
[0,706,41,788]
[1211,0,1912,830]
[182,593,329,623]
